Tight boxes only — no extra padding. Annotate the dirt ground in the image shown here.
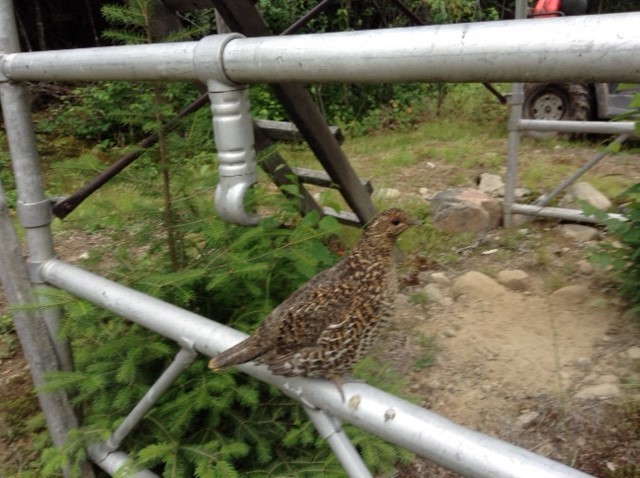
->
[387,226,640,477]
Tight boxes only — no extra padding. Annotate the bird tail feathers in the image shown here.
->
[208,337,265,371]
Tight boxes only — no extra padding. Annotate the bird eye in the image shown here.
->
[391,218,401,225]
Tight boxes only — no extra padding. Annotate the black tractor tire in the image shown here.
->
[523,83,594,138]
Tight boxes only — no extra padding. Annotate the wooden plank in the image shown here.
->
[291,167,373,194]
[253,123,320,216]
[255,119,344,145]
[212,0,377,224]
[321,207,362,226]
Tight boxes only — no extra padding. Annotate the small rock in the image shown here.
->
[514,187,532,199]
[477,173,505,197]
[627,346,640,360]
[516,411,540,428]
[423,283,445,303]
[440,297,454,307]
[395,294,411,307]
[577,259,594,275]
[575,357,591,369]
[417,271,432,283]
[419,187,429,195]
[373,188,401,200]
[430,188,502,234]
[430,272,451,286]
[451,271,506,300]
[574,383,620,400]
[443,328,456,338]
[550,285,590,306]
[559,224,600,242]
[598,374,619,385]
[560,182,612,211]
[496,269,530,291]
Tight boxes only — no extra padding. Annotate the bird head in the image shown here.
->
[363,208,419,241]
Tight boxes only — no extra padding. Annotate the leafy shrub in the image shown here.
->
[586,184,640,317]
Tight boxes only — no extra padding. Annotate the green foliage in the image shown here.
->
[585,184,640,317]
[41,195,410,475]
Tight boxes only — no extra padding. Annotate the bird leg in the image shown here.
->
[328,374,365,403]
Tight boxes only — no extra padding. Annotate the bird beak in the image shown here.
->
[411,218,422,226]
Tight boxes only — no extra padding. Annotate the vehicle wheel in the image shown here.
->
[523,83,593,137]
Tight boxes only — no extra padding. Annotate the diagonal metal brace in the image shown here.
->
[95,341,198,458]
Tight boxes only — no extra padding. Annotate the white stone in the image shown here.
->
[373,188,401,200]
[477,173,505,196]
[575,357,591,369]
[443,328,456,338]
[423,283,445,303]
[516,411,540,428]
[514,187,532,199]
[430,272,451,286]
[451,271,506,300]
[550,285,590,306]
[560,224,600,242]
[496,269,530,291]
[577,260,594,275]
[440,297,455,307]
[430,188,502,234]
[561,182,612,211]
[626,346,640,360]
[574,383,620,400]
[598,374,619,385]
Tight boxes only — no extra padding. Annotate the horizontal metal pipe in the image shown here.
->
[518,119,638,135]
[511,203,625,223]
[41,259,592,478]
[87,445,159,478]
[2,42,199,81]
[222,13,640,83]
[3,13,640,84]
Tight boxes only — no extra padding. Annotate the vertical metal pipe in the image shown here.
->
[503,0,528,227]
[0,14,72,371]
[0,1,91,476]
[304,407,373,478]
[0,181,94,478]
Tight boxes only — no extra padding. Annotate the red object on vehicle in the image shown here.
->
[532,0,562,17]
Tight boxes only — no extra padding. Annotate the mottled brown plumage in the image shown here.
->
[208,208,417,398]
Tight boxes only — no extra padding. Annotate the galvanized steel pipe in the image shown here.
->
[2,13,640,85]
[41,258,593,478]
[87,445,159,478]
[511,204,626,223]
[519,119,638,135]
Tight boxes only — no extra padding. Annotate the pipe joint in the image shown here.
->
[16,198,52,228]
[0,55,9,82]
[193,34,244,87]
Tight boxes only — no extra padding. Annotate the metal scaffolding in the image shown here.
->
[1,0,639,475]
[502,3,639,227]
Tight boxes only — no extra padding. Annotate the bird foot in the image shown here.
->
[328,375,363,403]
